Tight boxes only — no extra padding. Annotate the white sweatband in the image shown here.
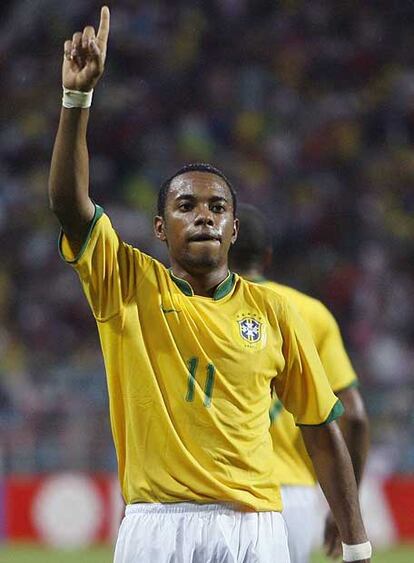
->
[62,87,93,109]
[342,541,372,561]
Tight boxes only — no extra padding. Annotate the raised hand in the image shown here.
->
[62,6,110,92]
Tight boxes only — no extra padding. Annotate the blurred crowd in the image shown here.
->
[1,0,413,475]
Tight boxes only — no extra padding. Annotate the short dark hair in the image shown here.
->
[229,203,271,270]
[157,163,237,217]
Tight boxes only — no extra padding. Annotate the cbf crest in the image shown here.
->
[235,313,266,350]
[239,317,261,342]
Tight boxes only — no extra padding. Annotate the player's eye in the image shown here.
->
[211,203,225,213]
[178,202,193,211]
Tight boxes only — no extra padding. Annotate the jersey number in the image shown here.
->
[185,357,215,407]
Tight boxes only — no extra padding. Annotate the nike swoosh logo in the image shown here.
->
[161,307,182,314]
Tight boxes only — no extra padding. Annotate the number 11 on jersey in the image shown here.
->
[186,357,216,407]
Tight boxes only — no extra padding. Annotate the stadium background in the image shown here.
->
[0,0,413,560]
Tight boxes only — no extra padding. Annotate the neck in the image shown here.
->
[170,261,229,297]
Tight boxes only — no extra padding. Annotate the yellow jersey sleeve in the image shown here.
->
[274,299,343,425]
[316,303,358,392]
[59,205,153,321]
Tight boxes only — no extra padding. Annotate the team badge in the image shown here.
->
[238,317,262,343]
[234,312,267,350]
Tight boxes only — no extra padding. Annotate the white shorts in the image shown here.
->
[281,486,319,563]
[114,502,290,563]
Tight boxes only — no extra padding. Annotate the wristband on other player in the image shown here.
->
[62,87,93,109]
[342,540,372,561]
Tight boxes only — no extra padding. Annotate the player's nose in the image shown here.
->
[194,205,214,226]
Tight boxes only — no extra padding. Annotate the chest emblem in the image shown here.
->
[238,317,262,343]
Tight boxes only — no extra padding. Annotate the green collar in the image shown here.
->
[169,270,235,300]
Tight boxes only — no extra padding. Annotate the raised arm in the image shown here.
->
[48,6,110,254]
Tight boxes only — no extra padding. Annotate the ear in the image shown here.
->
[230,217,239,245]
[154,215,167,242]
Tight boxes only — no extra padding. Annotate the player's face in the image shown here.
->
[154,172,238,274]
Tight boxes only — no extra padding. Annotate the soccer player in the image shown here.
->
[230,203,370,563]
[48,7,371,562]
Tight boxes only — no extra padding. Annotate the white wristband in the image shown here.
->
[62,87,93,109]
[342,541,372,561]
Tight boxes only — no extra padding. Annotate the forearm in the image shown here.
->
[301,422,368,545]
[49,107,94,238]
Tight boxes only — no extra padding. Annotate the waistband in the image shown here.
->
[126,502,246,515]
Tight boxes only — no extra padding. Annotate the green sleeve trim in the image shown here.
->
[269,399,284,424]
[297,399,344,427]
[58,204,104,264]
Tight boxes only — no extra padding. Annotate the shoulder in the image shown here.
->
[80,208,167,275]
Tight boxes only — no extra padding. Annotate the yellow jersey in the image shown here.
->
[260,280,357,486]
[59,206,342,511]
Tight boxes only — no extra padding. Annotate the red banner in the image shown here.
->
[3,473,123,547]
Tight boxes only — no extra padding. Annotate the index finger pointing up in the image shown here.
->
[97,6,110,45]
